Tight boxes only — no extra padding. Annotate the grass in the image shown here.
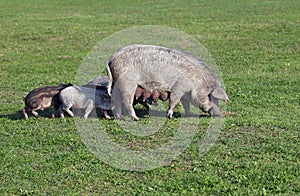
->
[1,0,299,195]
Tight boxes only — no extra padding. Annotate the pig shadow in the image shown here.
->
[0,110,24,120]
[135,108,208,119]
[0,108,59,120]
[0,108,208,121]
[0,107,111,120]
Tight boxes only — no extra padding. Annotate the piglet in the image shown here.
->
[59,86,111,119]
[22,83,72,120]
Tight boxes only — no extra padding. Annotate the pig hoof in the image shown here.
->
[167,112,173,119]
[131,116,139,121]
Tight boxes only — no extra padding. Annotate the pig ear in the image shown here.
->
[211,87,229,102]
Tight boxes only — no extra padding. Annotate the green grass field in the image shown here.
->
[1,0,299,195]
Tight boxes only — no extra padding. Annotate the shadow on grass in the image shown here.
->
[0,107,209,121]
[0,110,24,120]
[135,108,209,119]
[0,109,61,121]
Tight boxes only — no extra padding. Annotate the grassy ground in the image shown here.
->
[1,0,299,195]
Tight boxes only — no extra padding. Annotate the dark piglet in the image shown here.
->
[22,83,72,120]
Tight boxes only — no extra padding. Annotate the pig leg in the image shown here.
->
[64,108,74,117]
[31,110,39,118]
[167,93,183,119]
[102,110,111,120]
[114,80,139,120]
[61,104,74,118]
[52,106,59,118]
[111,87,124,120]
[83,99,94,119]
[51,111,56,118]
[124,90,139,121]
[22,107,29,120]
[52,99,62,118]
[59,105,65,118]
[180,96,191,117]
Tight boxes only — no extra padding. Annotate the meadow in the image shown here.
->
[0,0,299,195]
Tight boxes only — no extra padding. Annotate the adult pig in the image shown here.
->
[106,44,229,120]
[59,86,111,119]
[22,83,72,120]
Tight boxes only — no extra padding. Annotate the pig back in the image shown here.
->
[24,86,62,109]
[107,44,206,92]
